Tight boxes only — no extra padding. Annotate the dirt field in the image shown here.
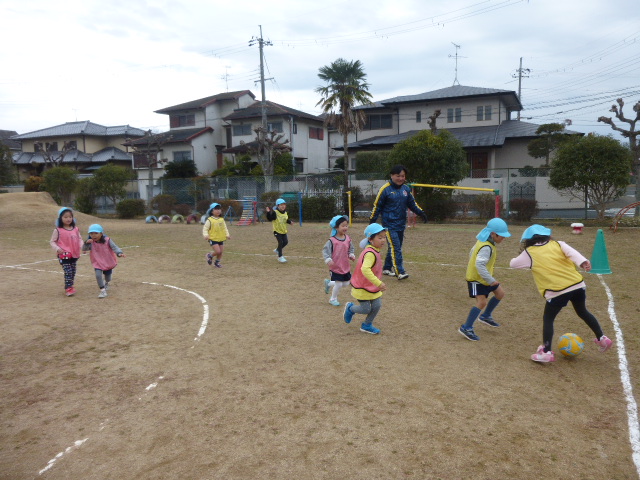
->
[1,192,639,480]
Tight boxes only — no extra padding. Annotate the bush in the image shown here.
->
[261,191,281,204]
[219,200,243,218]
[74,177,97,214]
[470,194,502,219]
[174,203,192,216]
[426,195,458,222]
[116,199,146,219]
[297,196,337,222]
[152,194,176,215]
[509,198,539,221]
[24,176,45,192]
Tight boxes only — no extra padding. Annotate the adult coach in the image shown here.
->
[369,165,427,280]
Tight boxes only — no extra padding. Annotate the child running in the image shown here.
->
[265,198,292,263]
[82,224,125,298]
[459,218,511,341]
[202,202,230,268]
[50,207,83,296]
[322,215,356,306]
[343,224,388,335]
[510,224,613,363]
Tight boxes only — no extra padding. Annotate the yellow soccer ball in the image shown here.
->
[558,333,585,357]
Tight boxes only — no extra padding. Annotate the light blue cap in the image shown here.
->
[88,224,103,234]
[275,198,286,206]
[521,224,552,241]
[360,223,387,248]
[476,218,512,241]
[206,203,222,216]
[329,215,348,236]
[56,207,73,227]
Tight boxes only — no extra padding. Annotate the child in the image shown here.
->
[322,215,356,306]
[510,224,613,363]
[202,203,230,268]
[50,207,83,296]
[82,224,125,298]
[343,224,388,334]
[459,218,511,341]
[265,198,292,263]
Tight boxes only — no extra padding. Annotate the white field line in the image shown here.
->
[598,275,640,477]
[1,257,209,475]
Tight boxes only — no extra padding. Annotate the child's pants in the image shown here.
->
[273,232,288,257]
[94,268,113,289]
[60,258,78,289]
[351,298,382,326]
[542,288,603,352]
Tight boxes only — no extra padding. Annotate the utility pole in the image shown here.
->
[249,26,272,166]
[513,57,530,120]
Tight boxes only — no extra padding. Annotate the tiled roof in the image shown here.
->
[378,85,522,110]
[0,129,21,149]
[11,121,147,140]
[155,90,256,114]
[340,121,580,150]
[124,127,213,146]
[12,147,131,165]
[223,100,323,123]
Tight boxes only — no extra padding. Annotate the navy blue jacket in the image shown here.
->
[369,182,426,231]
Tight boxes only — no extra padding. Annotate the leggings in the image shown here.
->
[273,232,288,257]
[351,298,382,326]
[94,268,113,289]
[542,288,603,352]
[60,258,78,289]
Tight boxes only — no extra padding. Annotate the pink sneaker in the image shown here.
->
[65,287,76,297]
[531,345,555,363]
[594,335,613,353]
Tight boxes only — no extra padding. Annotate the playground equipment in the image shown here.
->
[171,214,184,224]
[610,201,640,233]
[236,197,258,225]
[186,214,199,224]
[571,223,584,234]
[145,215,158,223]
[157,215,171,223]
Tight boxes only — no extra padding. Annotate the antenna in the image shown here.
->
[221,66,230,92]
[448,42,466,86]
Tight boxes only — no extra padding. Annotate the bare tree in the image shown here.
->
[427,109,441,133]
[34,140,75,168]
[598,98,640,214]
[241,127,291,192]
[125,130,173,214]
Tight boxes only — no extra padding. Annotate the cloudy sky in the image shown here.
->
[2,0,639,141]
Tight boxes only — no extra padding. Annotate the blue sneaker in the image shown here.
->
[459,325,479,341]
[343,302,354,324]
[206,253,213,265]
[478,316,500,327]
[360,323,380,334]
[329,299,340,306]
[324,279,330,294]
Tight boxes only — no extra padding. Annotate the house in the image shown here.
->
[1,129,21,155]
[222,100,328,174]
[332,85,579,175]
[10,121,146,180]
[152,90,257,174]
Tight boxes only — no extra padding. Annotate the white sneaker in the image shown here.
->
[278,256,287,263]
[382,269,396,276]
[397,273,410,280]
[98,289,108,299]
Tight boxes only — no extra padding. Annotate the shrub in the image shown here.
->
[470,194,502,219]
[298,195,337,222]
[509,198,539,221]
[174,203,192,216]
[152,194,176,215]
[261,191,281,204]
[74,177,97,214]
[24,176,45,192]
[116,199,146,219]
[197,199,211,213]
[219,200,243,218]
[426,195,458,222]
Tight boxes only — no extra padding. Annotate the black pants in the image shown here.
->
[274,232,288,257]
[542,288,603,352]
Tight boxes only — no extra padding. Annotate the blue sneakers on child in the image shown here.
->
[360,323,380,334]
[477,316,500,327]
[329,299,340,306]
[343,302,354,324]
[324,279,330,294]
[458,325,479,341]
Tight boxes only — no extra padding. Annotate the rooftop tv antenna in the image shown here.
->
[448,42,465,86]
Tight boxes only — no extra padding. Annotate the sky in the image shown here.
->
[2,0,639,142]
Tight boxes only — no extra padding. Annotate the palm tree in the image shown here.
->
[315,58,373,197]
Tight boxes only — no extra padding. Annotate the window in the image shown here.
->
[173,151,192,162]
[364,114,392,130]
[292,123,298,134]
[267,122,283,133]
[309,127,324,140]
[416,111,422,123]
[169,114,196,128]
[65,140,77,150]
[232,124,252,136]
[477,105,492,121]
[46,142,58,152]
[34,143,42,152]
[295,158,304,173]
[447,108,462,123]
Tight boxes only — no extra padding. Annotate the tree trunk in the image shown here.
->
[343,130,349,214]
